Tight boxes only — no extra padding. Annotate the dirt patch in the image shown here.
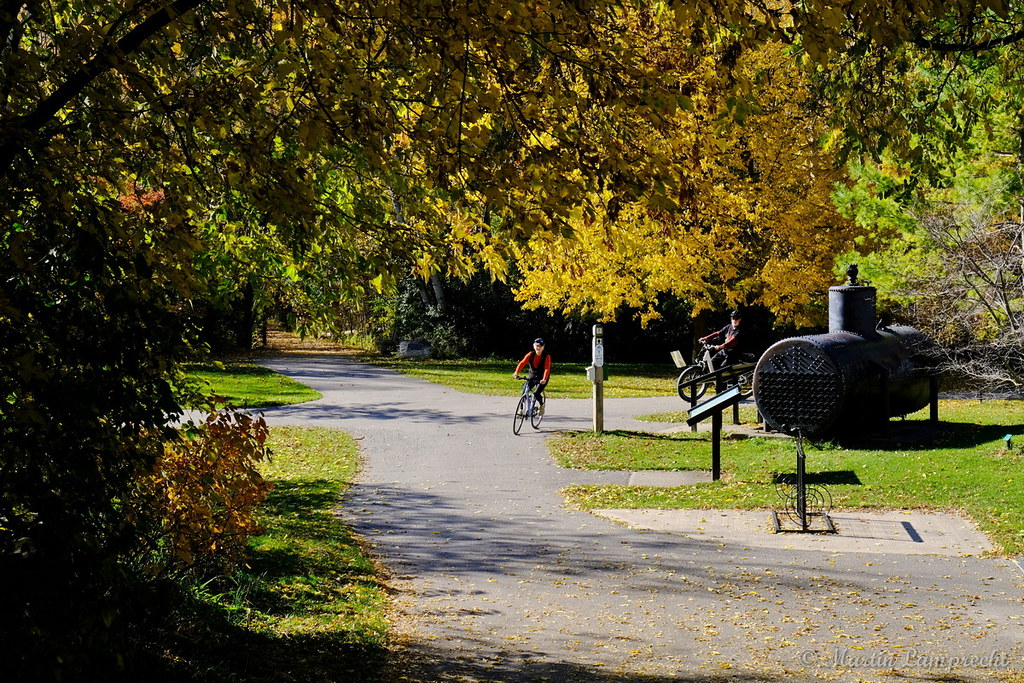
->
[231,328,367,359]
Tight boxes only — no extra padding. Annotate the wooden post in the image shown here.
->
[712,411,722,481]
[592,324,604,433]
[929,374,939,423]
[689,385,698,432]
[880,371,890,436]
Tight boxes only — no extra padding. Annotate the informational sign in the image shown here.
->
[592,324,604,367]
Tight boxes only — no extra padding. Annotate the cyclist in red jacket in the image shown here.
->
[513,338,551,413]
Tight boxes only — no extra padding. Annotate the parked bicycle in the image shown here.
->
[674,342,754,402]
[512,378,544,435]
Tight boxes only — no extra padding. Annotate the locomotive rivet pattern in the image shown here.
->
[753,280,935,438]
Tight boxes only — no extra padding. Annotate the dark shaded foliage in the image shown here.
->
[1,192,195,679]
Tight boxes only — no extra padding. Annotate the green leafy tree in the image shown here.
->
[832,18,1024,390]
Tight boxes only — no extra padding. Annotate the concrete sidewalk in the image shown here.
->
[255,353,1024,682]
[594,508,995,556]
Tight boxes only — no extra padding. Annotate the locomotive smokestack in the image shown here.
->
[829,263,877,337]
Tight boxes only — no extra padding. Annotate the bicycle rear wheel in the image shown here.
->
[677,365,709,402]
[737,369,753,393]
[513,395,529,435]
[531,397,544,429]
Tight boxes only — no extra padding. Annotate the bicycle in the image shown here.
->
[675,342,754,402]
[512,378,544,435]
[675,341,717,401]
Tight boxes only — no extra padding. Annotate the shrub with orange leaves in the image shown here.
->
[137,407,273,575]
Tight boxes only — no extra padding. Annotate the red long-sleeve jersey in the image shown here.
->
[515,351,551,383]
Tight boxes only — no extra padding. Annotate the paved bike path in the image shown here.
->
[257,354,1024,682]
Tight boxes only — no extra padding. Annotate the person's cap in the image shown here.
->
[730,310,741,319]
[534,338,545,345]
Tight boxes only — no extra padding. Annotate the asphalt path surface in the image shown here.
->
[257,354,1024,682]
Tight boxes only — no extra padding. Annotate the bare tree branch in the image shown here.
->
[907,197,1024,393]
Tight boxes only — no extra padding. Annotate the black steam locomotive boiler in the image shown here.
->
[752,268,937,438]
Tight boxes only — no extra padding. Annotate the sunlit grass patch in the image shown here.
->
[362,355,678,398]
[185,362,321,407]
[637,404,761,425]
[550,430,715,470]
[244,425,388,641]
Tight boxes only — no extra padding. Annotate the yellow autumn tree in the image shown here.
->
[513,41,863,327]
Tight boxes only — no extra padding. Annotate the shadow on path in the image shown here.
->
[377,640,789,683]
[261,401,496,425]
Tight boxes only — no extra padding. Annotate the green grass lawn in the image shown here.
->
[176,353,391,677]
[554,399,1024,555]
[637,404,762,424]
[185,362,321,407]
[247,425,389,642]
[183,425,391,680]
[360,355,678,398]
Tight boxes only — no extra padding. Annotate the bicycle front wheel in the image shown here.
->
[513,395,529,435]
[677,365,709,402]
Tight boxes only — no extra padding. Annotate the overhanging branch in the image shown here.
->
[0,0,26,50]
[0,0,205,178]
[914,25,1024,52]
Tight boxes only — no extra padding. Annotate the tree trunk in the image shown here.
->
[430,273,447,314]
[416,281,431,307]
